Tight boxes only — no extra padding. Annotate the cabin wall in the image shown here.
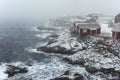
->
[112,31,120,39]
[73,24,101,36]
[79,28,101,35]
[112,31,115,38]
[80,29,90,35]
[115,16,120,23]
[116,32,120,39]
[90,30,97,35]
[87,29,90,34]
[89,28,101,35]
[97,28,101,34]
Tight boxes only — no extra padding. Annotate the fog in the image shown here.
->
[0,0,120,20]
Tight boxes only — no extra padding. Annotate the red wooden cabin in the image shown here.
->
[73,22,101,36]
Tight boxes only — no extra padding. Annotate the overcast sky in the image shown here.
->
[0,0,120,20]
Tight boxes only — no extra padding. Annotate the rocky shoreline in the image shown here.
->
[5,65,28,77]
[35,18,120,80]
[3,17,120,80]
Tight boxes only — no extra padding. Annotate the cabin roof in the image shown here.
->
[74,22,100,29]
[78,23,100,29]
[115,14,120,18]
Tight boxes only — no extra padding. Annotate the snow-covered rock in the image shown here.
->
[37,21,85,54]
[51,70,85,80]
[0,64,8,80]
[37,31,85,54]
[5,65,28,77]
[63,36,120,79]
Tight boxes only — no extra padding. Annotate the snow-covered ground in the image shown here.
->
[64,36,120,79]
[100,24,113,37]
[68,48,120,70]
[36,33,51,39]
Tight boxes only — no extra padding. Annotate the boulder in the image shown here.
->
[5,65,28,77]
[63,57,85,65]
[53,70,71,80]
[85,65,98,73]
[100,68,115,74]
[51,70,85,80]
[74,73,84,80]
[62,70,71,75]
[37,46,75,54]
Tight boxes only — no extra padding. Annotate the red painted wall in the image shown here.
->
[80,28,100,35]
[80,29,83,34]
[80,29,89,35]
[97,28,101,34]
[87,29,90,34]
[112,31,115,38]
[90,28,101,35]
[115,14,120,23]
[90,30,96,35]
[75,28,101,36]
[116,32,120,39]
[112,31,120,39]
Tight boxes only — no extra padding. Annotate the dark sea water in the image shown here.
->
[0,20,43,62]
[0,20,80,80]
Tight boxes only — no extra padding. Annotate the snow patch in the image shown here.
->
[100,24,112,37]
[0,64,8,80]
[26,48,40,53]
[36,33,51,39]
[29,25,41,32]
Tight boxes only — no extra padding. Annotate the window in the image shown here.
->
[83,29,87,32]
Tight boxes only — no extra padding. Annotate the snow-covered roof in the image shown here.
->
[112,27,120,32]
[73,20,86,24]
[74,21,86,27]
[71,18,86,23]
[75,23,100,29]
[112,23,120,32]
[115,13,120,18]
[115,23,120,26]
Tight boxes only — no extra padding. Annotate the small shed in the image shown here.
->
[73,22,101,35]
[112,26,120,39]
[115,14,120,23]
